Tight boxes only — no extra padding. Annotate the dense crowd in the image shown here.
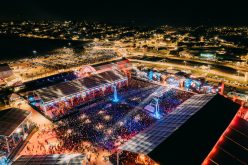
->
[54,101,156,151]
[159,89,194,114]
[39,80,128,120]
[23,78,195,164]
[50,79,192,154]
[125,79,194,114]
[38,78,155,121]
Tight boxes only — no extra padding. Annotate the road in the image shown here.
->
[127,50,248,73]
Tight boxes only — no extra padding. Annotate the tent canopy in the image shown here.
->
[0,108,31,137]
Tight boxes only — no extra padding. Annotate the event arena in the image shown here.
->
[27,59,217,121]
[2,58,243,165]
[24,59,221,164]
[25,59,197,150]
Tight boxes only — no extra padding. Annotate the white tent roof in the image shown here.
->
[119,94,215,154]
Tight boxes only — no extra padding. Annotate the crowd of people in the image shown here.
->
[37,80,128,120]
[110,151,157,165]
[22,78,195,164]
[54,101,156,151]
[49,79,192,153]
[159,89,194,114]
[125,79,194,114]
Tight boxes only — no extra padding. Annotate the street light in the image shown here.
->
[183,61,186,67]
[237,70,240,77]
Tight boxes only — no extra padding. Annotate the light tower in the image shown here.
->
[112,85,119,102]
[148,69,153,81]
[151,90,164,119]
[153,98,161,119]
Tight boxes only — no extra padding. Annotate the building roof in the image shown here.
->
[204,116,248,165]
[119,94,240,165]
[12,154,85,165]
[93,58,131,71]
[119,94,214,154]
[0,64,13,79]
[0,108,31,137]
[34,70,127,104]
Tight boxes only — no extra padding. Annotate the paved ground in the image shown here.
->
[14,101,112,165]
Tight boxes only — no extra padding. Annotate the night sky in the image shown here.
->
[1,0,247,25]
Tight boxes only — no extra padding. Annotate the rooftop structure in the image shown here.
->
[0,108,32,157]
[0,108,31,137]
[119,94,214,154]
[92,58,132,73]
[33,70,127,105]
[0,64,13,79]
[12,154,86,165]
[204,116,248,165]
[119,94,240,164]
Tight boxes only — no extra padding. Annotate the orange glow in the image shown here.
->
[139,154,145,161]
[202,114,238,164]
[225,127,230,134]
[218,135,224,143]
[202,159,209,165]
[211,147,217,155]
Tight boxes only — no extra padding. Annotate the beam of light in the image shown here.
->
[102,85,165,143]
[154,98,161,119]
[112,85,119,102]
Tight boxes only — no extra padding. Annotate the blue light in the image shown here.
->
[184,78,192,89]
[153,98,161,119]
[0,156,8,165]
[156,72,161,81]
[112,85,119,102]
[148,70,153,81]
[154,112,161,119]
[28,96,35,102]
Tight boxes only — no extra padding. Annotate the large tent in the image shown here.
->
[0,108,31,137]
[204,116,248,165]
[33,70,127,105]
[0,108,32,157]
[119,94,240,164]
